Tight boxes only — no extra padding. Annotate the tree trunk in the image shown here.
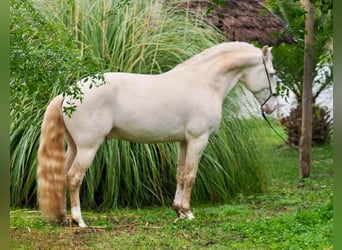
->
[299,0,315,179]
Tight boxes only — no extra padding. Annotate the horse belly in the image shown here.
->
[106,119,186,143]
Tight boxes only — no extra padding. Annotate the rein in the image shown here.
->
[260,58,296,148]
[260,57,277,107]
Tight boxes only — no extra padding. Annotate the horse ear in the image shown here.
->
[262,45,269,58]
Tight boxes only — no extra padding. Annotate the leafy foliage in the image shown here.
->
[206,0,227,15]
[266,0,333,103]
[266,0,333,146]
[10,0,101,121]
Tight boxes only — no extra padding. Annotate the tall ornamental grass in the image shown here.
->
[11,0,269,209]
[32,0,221,73]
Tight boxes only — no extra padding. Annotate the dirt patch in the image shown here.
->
[10,227,106,249]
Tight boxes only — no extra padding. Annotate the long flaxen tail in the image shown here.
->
[37,95,67,223]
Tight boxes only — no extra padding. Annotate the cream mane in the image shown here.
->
[179,42,261,67]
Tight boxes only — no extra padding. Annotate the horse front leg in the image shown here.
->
[176,135,209,220]
[173,141,187,219]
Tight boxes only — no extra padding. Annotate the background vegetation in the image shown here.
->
[11,0,271,209]
[267,0,333,103]
[267,0,333,146]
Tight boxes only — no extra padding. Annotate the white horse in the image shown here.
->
[37,42,278,227]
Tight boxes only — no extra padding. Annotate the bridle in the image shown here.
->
[260,57,277,108]
[260,57,292,146]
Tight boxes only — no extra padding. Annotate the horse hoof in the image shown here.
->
[173,211,187,222]
[72,219,87,227]
[78,222,88,228]
[185,211,195,220]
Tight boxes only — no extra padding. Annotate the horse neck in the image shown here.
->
[191,51,262,101]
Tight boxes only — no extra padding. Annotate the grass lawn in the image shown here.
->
[10,120,333,249]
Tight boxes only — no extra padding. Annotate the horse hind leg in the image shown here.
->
[67,145,99,227]
[62,128,77,219]
[65,128,77,173]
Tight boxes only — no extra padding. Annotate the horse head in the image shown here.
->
[243,45,278,114]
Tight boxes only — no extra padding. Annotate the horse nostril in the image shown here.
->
[263,104,276,114]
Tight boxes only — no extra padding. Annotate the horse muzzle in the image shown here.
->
[261,103,277,114]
